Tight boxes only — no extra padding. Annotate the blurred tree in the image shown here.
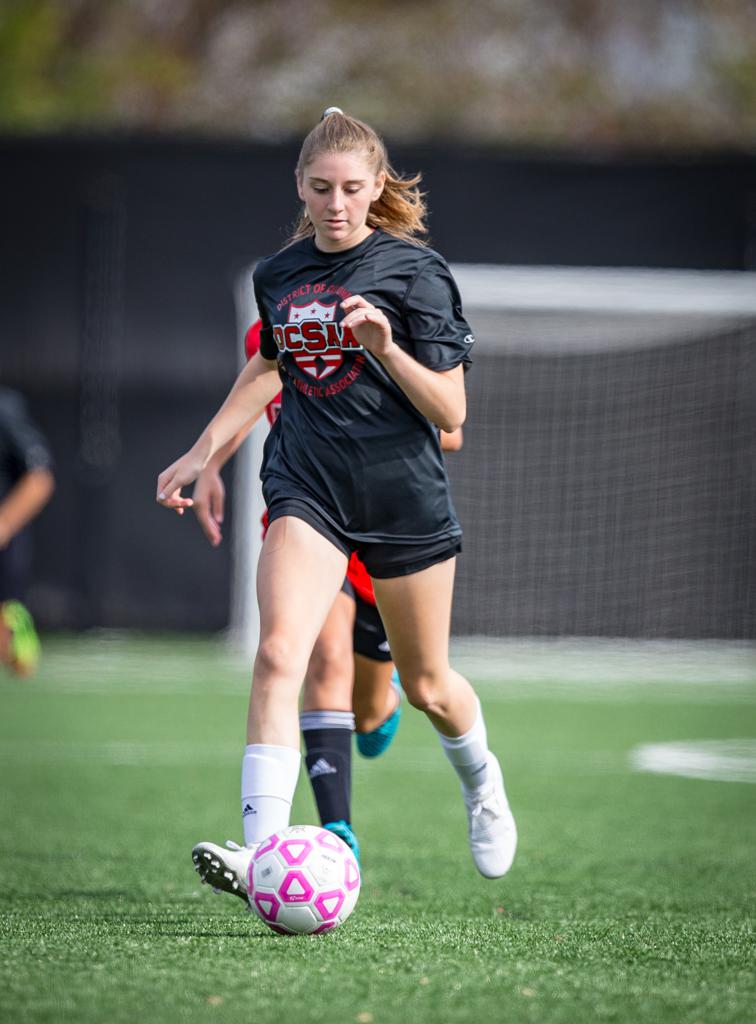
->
[0,0,191,130]
[0,0,754,147]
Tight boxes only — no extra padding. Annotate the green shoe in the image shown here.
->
[1,601,41,676]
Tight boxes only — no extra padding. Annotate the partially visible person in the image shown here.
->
[0,387,55,677]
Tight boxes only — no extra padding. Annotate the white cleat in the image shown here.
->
[464,753,518,879]
[191,840,256,903]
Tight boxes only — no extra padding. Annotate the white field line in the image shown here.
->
[352,750,626,777]
[26,637,756,702]
[0,739,242,767]
[0,737,624,776]
[4,733,752,784]
[451,638,756,703]
[630,740,756,784]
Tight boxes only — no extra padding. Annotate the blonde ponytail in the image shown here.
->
[289,110,428,245]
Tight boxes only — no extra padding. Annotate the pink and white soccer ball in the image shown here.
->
[247,824,361,935]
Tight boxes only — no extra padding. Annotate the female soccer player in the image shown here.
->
[157,108,517,898]
[0,387,55,677]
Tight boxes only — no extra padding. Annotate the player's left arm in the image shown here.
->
[440,427,463,451]
[0,468,55,550]
[341,295,466,433]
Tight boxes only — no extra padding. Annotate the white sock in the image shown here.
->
[241,743,301,846]
[436,698,489,793]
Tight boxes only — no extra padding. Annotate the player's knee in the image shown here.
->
[307,635,351,684]
[402,669,450,715]
[255,633,305,685]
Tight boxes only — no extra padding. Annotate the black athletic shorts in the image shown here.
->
[341,579,392,663]
[0,533,32,603]
[267,498,461,579]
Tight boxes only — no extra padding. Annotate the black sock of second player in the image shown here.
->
[300,710,354,826]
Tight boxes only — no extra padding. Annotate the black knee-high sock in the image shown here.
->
[300,710,354,826]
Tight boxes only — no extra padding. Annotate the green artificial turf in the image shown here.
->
[1,635,754,1024]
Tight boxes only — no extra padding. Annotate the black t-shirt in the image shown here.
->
[0,388,53,503]
[252,229,474,546]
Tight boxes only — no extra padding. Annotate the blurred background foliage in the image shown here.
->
[0,0,755,147]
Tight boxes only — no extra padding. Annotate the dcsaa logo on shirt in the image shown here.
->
[273,299,363,381]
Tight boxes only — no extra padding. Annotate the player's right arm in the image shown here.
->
[156,351,279,513]
[192,318,274,545]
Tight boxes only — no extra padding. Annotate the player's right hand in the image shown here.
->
[192,468,225,547]
[156,450,205,516]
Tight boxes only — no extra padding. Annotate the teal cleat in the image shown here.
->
[324,820,361,865]
[356,672,402,759]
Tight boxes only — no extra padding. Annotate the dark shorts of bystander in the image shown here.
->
[0,533,32,603]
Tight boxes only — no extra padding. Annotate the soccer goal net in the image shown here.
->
[232,265,756,655]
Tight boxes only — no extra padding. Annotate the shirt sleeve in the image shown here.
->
[402,257,475,371]
[0,390,53,475]
[252,267,278,361]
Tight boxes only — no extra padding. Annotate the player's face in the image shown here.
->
[297,150,386,253]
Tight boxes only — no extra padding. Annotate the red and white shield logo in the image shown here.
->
[287,299,343,380]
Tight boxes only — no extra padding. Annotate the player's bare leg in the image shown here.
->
[372,558,475,735]
[193,517,348,901]
[373,558,517,879]
[353,656,402,758]
[249,516,348,747]
[301,589,355,714]
[0,614,11,668]
[352,657,397,734]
